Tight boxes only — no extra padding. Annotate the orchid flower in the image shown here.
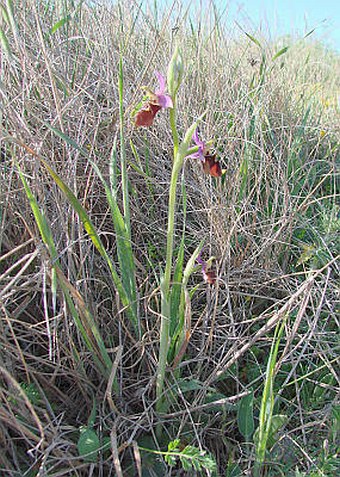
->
[187,128,207,161]
[197,251,217,285]
[134,71,173,127]
[187,129,222,177]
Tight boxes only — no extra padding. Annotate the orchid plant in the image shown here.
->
[133,48,222,414]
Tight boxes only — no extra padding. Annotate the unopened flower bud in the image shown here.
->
[167,46,184,97]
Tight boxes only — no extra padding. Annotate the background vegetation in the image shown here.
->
[0,0,339,475]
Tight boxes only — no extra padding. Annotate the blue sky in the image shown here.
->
[222,0,340,51]
[169,0,340,52]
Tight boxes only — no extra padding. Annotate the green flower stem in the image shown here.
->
[156,101,184,414]
[164,157,182,290]
[156,158,182,411]
[169,99,179,154]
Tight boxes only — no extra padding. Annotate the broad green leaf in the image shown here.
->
[237,390,254,438]
[169,241,203,357]
[266,414,288,449]
[254,414,288,450]
[77,428,100,463]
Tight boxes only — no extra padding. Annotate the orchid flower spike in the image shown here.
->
[134,72,173,127]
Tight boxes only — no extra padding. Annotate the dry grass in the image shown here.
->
[0,1,339,476]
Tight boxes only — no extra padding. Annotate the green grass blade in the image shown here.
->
[16,163,113,377]
[49,15,71,35]
[91,160,138,321]
[118,52,131,238]
[16,164,58,260]
[56,270,111,378]
[110,135,118,201]
[255,317,287,473]
[0,26,13,59]
[38,158,138,332]
[272,46,289,61]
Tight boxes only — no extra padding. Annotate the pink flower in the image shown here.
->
[187,128,206,161]
[134,72,173,127]
[187,129,222,177]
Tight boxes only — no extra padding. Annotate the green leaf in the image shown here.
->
[180,111,207,159]
[296,244,317,266]
[177,378,203,393]
[49,15,71,35]
[266,414,288,449]
[312,372,335,400]
[203,391,236,412]
[304,28,316,38]
[254,414,288,450]
[0,4,10,25]
[38,158,137,331]
[237,390,254,438]
[245,32,262,48]
[170,178,187,336]
[87,399,97,428]
[0,26,12,58]
[91,159,137,319]
[77,428,100,463]
[225,462,242,477]
[165,453,177,467]
[16,163,58,260]
[165,439,180,466]
[272,46,289,61]
[16,162,113,376]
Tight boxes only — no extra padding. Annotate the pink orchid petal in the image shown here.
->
[187,151,205,161]
[156,93,173,109]
[154,71,166,94]
[192,128,206,149]
[192,128,200,145]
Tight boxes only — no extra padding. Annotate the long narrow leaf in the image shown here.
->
[16,163,113,377]
[37,158,138,331]
[91,160,138,320]
[272,46,289,61]
[170,177,187,336]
